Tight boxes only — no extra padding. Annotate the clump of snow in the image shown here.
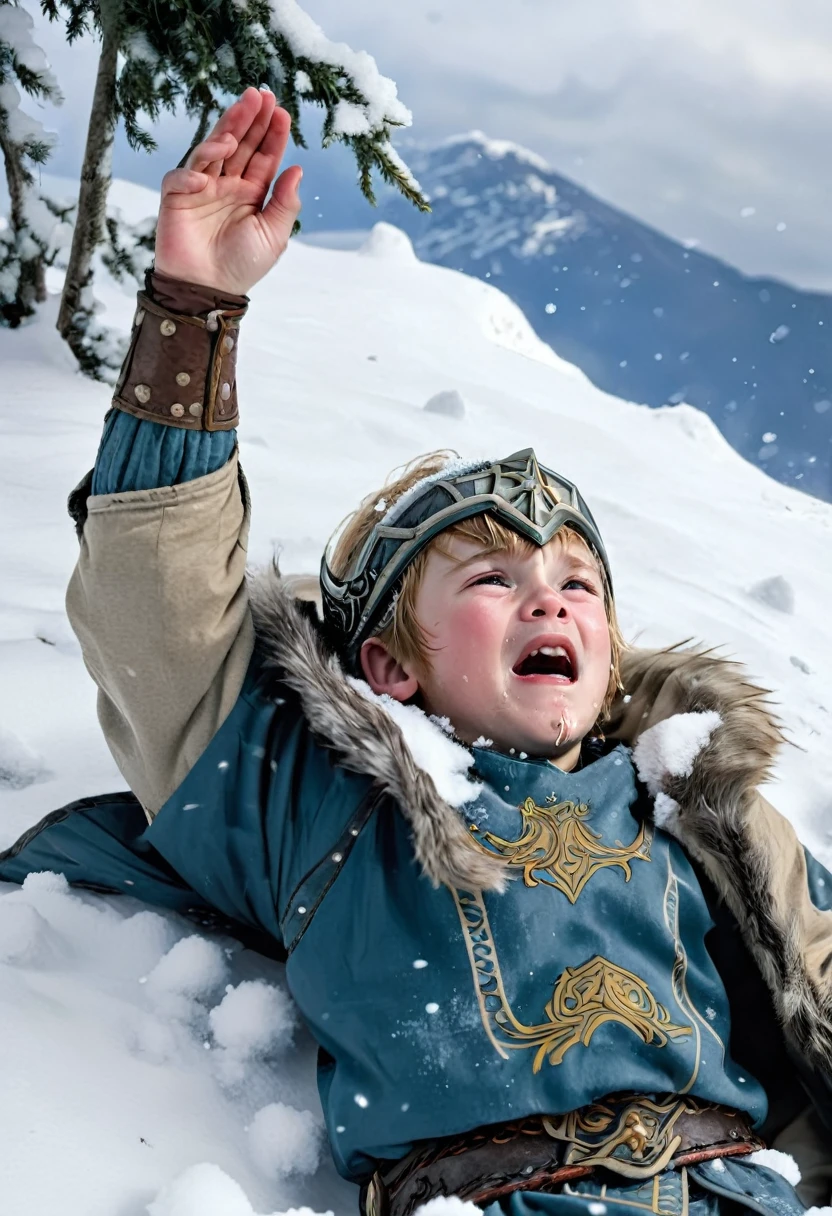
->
[332,100,372,138]
[790,654,811,674]
[125,31,159,66]
[0,898,54,964]
[424,389,466,419]
[145,936,229,1010]
[358,223,418,264]
[414,1197,483,1216]
[348,679,482,807]
[209,980,297,1057]
[248,1103,324,1179]
[0,724,49,789]
[749,1148,802,1185]
[429,715,455,736]
[148,1161,328,1216]
[148,1164,254,1216]
[21,869,70,895]
[748,575,795,614]
[652,792,681,833]
[633,711,722,795]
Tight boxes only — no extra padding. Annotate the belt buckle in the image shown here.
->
[543,1096,689,1179]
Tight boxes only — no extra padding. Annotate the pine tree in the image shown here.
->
[43,0,428,379]
[0,0,62,327]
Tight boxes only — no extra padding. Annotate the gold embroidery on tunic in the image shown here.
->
[662,856,726,1094]
[468,795,652,903]
[451,886,692,1072]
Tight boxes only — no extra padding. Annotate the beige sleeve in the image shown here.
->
[749,793,832,987]
[65,451,255,816]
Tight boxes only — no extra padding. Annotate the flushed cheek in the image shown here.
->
[580,614,612,678]
[431,612,508,692]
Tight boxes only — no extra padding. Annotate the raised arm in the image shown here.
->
[67,89,302,817]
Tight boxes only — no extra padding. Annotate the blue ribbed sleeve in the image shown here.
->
[91,411,237,495]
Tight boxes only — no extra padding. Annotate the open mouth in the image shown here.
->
[512,644,577,682]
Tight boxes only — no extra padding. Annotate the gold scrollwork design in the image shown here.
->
[543,1095,696,1180]
[452,888,692,1072]
[468,796,652,903]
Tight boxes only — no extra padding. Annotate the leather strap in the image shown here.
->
[112,270,248,431]
[363,1098,765,1216]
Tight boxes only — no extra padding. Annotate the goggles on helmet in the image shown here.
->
[320,448,611,673]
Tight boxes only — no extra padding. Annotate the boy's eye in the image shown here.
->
[563,577,598,594]
[472,573,510,587]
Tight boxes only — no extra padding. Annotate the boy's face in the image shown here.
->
[363,532,613,771]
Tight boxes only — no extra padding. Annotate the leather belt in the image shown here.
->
[361,1095,764,1216]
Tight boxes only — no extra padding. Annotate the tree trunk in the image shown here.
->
[0,119,46,327]
[56,16,119,352]
[177,102,214,170]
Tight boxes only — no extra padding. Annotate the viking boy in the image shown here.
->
[2,88,832,1213]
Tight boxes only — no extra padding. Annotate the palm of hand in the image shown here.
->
[154,89,302,296]
[157,177,289,296]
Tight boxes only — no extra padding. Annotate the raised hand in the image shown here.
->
[154,88,303,296]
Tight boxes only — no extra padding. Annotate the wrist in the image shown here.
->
[148,267,249,317]
[111,280,247,432]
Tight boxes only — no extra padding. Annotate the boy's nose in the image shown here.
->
[526,585,570,620]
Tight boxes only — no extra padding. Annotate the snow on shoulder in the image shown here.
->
[633,711,722,797]
[347,678,482,807]
[358,222,418,264]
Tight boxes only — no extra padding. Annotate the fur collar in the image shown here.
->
[249,569,784,892]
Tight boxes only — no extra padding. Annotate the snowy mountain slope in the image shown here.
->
[1,195,831,1214]
[360,134,832,502]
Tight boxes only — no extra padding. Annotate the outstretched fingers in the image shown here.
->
[223,89,279,179]
[184,87,265,178]
[185,133,240,179]
[260,164,303,244]
[161,166,212,200]
[241,105,293,191]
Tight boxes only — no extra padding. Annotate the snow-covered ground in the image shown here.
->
[1,182,831,1215]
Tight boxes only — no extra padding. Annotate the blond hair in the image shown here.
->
[329,452,626,728]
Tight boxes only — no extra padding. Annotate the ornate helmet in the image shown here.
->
[320,448,611,673]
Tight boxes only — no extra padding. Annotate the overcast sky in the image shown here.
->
[27,0,832,290]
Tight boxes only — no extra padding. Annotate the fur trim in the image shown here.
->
[249,566,505,892]
[608,646,832,1073]
[608,644,785,812]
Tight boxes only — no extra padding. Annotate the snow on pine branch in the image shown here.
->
[0,0,64,326]
[261,0,428,210]
[0,2,60,99]
[266,0,410,129]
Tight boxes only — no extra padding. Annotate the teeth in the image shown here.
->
[530,649,538,657]
[538,646,567,658]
